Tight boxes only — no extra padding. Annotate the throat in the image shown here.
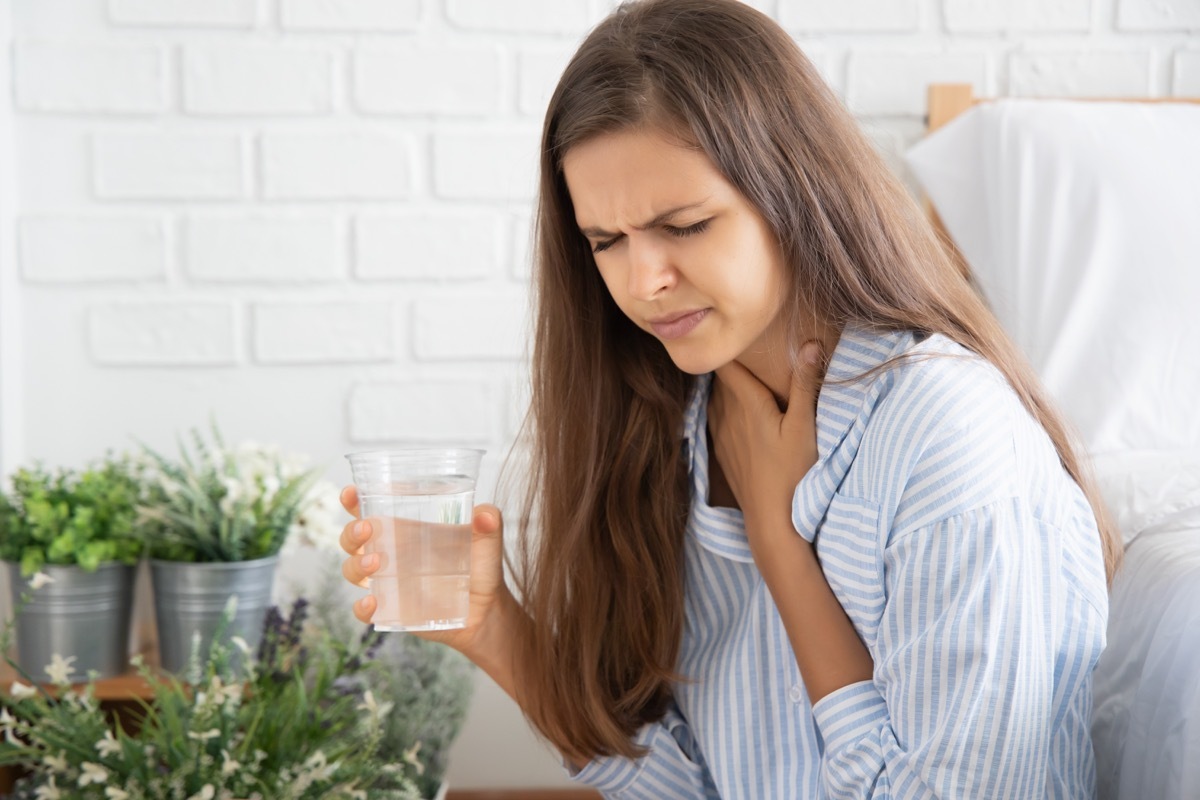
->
[705,435,741,511]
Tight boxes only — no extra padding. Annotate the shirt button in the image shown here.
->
[789,685,804,703]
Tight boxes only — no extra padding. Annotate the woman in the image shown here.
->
[339,1,1120,797]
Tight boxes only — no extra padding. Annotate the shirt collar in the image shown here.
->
[683,322,917,560]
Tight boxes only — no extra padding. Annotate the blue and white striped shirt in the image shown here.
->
[570,324,1108,799]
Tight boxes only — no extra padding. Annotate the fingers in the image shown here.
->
[339,517,372,555]
[788,340,827,415]
[341,549,380,588]
[472,504,503,537]
[339,485,360,517]
[353,595,376,625]
[714,360,776,412]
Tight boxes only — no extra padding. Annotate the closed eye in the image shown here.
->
[665,220,710,239]
[590,218,711,254]
[591,233,623,254]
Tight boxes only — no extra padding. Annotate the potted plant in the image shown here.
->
[304,566,473,800]
[0,457,143,679]
[0,596,431,799]
[135,426,321,674]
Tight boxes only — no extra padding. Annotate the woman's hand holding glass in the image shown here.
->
[338,486,513,659]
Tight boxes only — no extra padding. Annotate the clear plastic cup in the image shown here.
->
[345,448,485,632]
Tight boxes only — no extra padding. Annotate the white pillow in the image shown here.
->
[906,100,1200,456]
[906,100,1200,544]
[1091,450,1200,545]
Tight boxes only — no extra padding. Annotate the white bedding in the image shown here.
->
[1092,527,1200,800]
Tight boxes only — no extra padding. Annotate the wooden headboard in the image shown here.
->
[925,83,1200,134]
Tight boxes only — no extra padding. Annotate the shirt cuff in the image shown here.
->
[811,679,889,754]
[563,722,657,794]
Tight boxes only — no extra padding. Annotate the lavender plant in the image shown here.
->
[0,595,425,799]
[306,569,474,800]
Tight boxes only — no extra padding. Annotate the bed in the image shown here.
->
[907,85,1200,800]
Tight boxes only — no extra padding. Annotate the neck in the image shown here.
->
[735,321,843,409]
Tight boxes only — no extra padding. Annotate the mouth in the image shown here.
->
[648,308,711,341]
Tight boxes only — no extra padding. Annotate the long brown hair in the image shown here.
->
[511,0,1122,763]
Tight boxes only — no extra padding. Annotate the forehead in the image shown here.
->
[561,128,732,225]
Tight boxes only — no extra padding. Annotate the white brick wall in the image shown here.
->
[445,0,595,34]
[5,0,1199,792]
[93,133,246,199]
[355,44,506,116]
[88,302,238,365]
[412,290,530,361]
[943,0,1092,33]
[108,0,260,28]
[261,132,413,199]
[780,0,920,32]
[1177,50,1200,94]
[183,215,342,282]
[280,0,422,32]
[1118,0,1200,31]
[182,45,335,116]
[848,51,990,115]
[253,301,395,364]
[433,129,540,200]
[355,212,500,280]
[348,380,495,443]
[19,216,167,282]
[15,43,167,114]
[1009,50,1154,97]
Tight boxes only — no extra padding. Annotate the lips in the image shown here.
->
[648,308,710,340]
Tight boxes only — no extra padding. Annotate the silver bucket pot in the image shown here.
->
[5,561,136,681]
[150,555,278,675]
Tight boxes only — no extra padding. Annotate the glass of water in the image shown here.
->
[345,448,485,632]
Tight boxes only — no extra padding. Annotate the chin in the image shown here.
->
[661,343,734,376]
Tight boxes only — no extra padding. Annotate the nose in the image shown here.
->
[626,236,676,301]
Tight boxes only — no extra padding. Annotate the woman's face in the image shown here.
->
[562,127,790,377]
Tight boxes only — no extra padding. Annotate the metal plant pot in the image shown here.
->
[5,561,136,681]
[150,555,278,675]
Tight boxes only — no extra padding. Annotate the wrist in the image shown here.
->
[464,587,525,701]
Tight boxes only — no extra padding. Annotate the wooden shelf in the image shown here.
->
[1,649,160,701]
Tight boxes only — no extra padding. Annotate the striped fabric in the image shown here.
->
[569,324,1108,799]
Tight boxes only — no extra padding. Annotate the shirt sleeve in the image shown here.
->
[811,499,1075,799]
[565,701,721,799]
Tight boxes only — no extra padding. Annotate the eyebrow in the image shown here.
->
[578,200,709,239]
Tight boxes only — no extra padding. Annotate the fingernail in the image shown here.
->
[355,521,370,539]
[361,554,379,571]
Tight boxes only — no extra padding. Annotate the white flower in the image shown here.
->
[9,680,38,699]
[29,571,54,590]
[230,636,254,658]
[187,786,215,800]
[0,707,20,744]
[78,762,108,786]
[96,729,122,757]
[44,653,76,686]
[210,676,243,707]
[221,749,240,777]
[105,788,130,800]
[188,728,222,742]
[42,751,68,772]
[261,474,281,503]
[355,690,393,721]
[220,477,243,516]
[402,741,426,776]
[33,777,61,800]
